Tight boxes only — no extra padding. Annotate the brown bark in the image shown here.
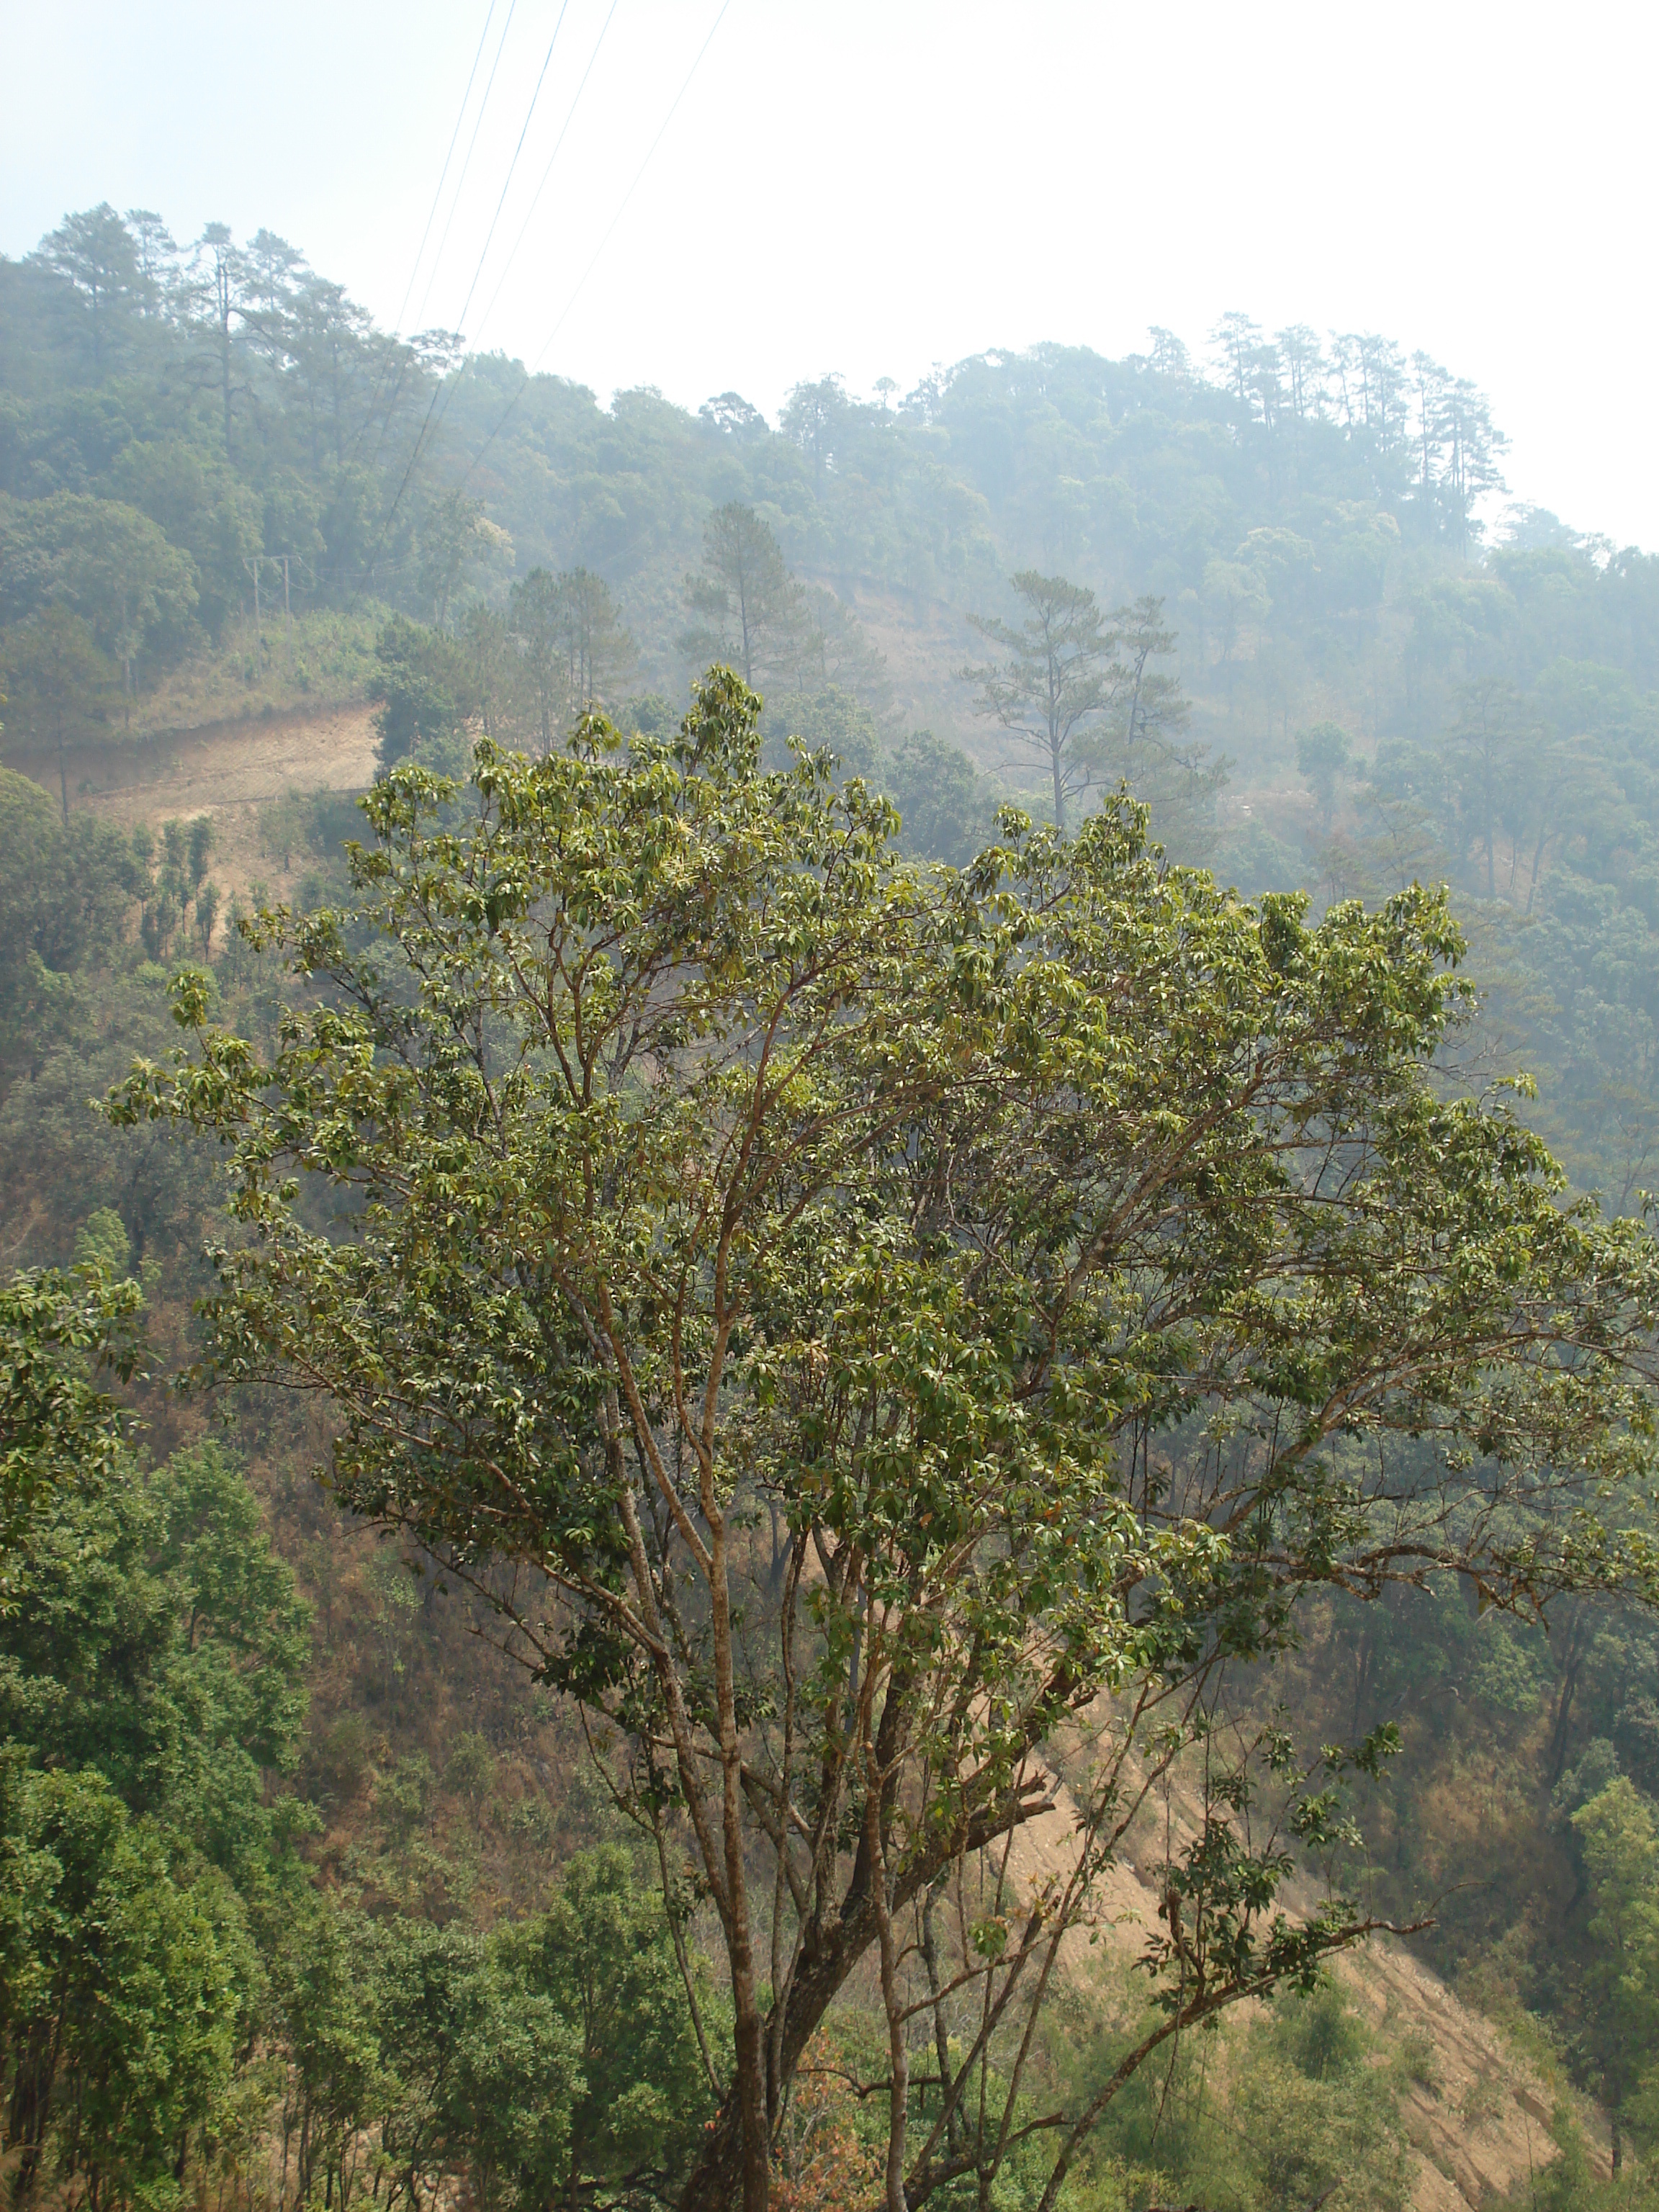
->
[867,1745,907,2212]
[677,1782,1040,2211]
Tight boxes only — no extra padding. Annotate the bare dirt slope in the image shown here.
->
[8,702,379,902]
[835,582,984,746]
[1004,1765,1609,2209]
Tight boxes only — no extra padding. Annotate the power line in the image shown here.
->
[464,0,733,487]
[347,0,500,464]
[395,0,500,338]
[529,0,732,373]
[448,0,575,343]
[362,0,583,584]
[368,0,518,459]
[471,0,623,352]
[409,0,520,341]
[364,0,732,603]
[354,355,466,608]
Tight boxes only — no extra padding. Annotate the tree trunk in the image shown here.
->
[732,2001,770,2211]
[678,1829,930,2208]
[1546,1612,1588,1786]
[9,2022,58,2203]
[1527,819,1552,914]
[869,1770,908,2212]
[712,1512,770,2210]
[677,1683,1035,2211]
[921,1879,958,2152]
[678,2095,747,2212]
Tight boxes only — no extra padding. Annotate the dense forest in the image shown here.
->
[9,203,1659,2212]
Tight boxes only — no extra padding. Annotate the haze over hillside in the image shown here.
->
[8,191,1659,1206]
[5,74,1659,2212]
[7,1,1657,547]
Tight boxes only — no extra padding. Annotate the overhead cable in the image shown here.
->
[364,0,732,597]
[529,0,732,372]
[463,0,734,487]
[471,0,624,351]
[449,0,575,342]
[365,0,581,573]
[347,0,500,464]
[410,0,521,340]
[361,0,521,481]
[395,0,500,338]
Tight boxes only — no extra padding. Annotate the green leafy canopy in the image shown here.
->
[111,667,1659,2210]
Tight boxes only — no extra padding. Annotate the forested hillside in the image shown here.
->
[9,204,1659,2212]
[9,202,1659,1204]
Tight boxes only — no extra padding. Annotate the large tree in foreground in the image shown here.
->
[117,673,1659,2211]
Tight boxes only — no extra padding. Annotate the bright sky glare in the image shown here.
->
[5,0,1654,549]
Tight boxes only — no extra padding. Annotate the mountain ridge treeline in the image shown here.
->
[12,205,1659,1218]
[10,202,1659,711]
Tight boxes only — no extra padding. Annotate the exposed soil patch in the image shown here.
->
[6,703,379,902]
[1002,1756,1611,2209]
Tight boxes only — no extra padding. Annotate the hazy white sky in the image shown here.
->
[5,0,1654,547]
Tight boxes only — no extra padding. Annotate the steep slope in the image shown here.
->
[1004,1761,1614,2208]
